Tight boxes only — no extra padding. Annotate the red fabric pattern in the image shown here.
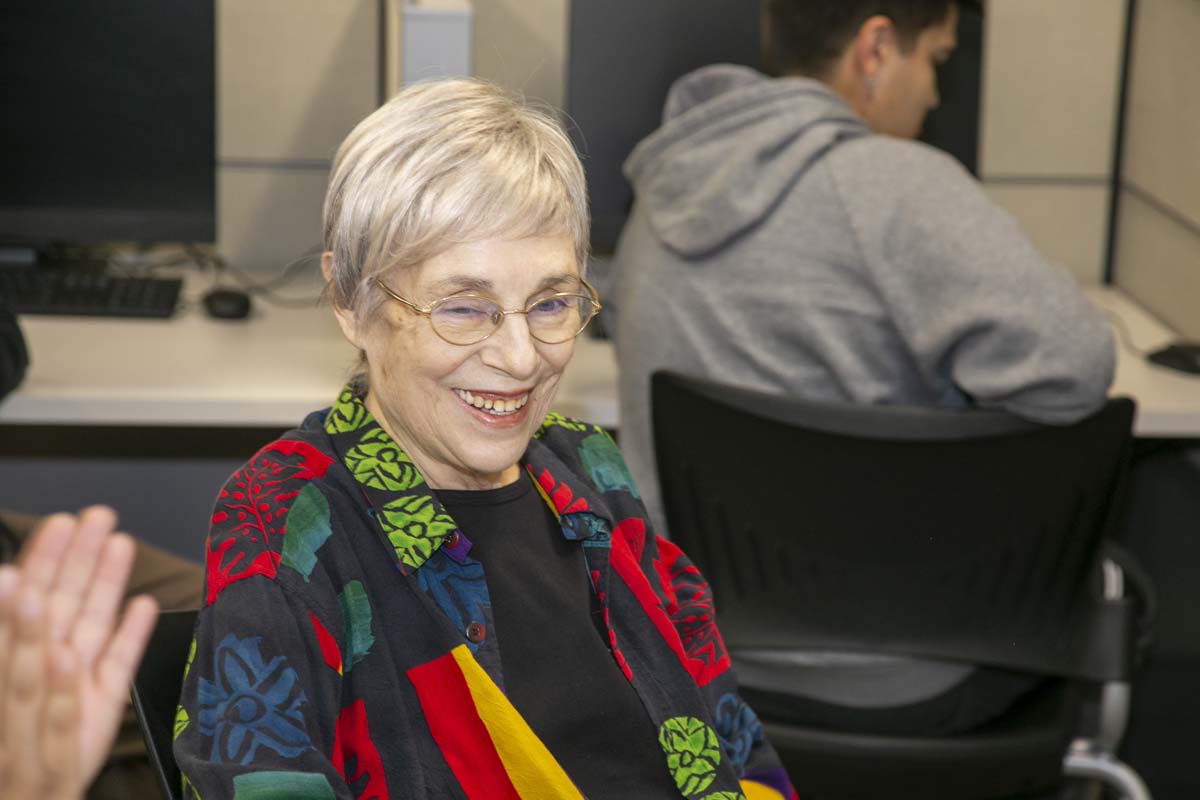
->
[609,518,729,686]
[653,536,731,677]
[531,467,590,514]
[331,699,389,799]
[309,611,343,675]
[406,652,522,800]
[203,538,280,606]
[602,605,634,682]
[205,440,334,604]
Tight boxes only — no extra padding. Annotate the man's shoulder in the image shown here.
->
[823,135,988,232]
[829,135,973,190]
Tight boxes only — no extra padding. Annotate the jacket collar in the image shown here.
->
[320,385,616,574]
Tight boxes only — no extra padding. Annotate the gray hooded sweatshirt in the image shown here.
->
[605,64,1114,714]
[609,65,1115,540]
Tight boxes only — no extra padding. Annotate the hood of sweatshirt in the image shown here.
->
[623,64,870,257]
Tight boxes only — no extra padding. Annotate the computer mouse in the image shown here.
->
[1146,342,1200,376]
[202,288,252,320]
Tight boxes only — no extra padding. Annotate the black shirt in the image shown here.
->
[437,473,680,798]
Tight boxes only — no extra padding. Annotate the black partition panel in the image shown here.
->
[565,0,763,254]
[919,3,984,175]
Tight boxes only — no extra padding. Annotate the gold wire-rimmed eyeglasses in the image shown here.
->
[374,276,602,346]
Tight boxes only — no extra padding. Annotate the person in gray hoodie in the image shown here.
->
[607,0,1115,735]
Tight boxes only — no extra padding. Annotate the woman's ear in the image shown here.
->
[320,251,337,284]
[322,251,363,350]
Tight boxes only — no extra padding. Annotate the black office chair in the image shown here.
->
[651,371,1153,800]
[130,608,200,800]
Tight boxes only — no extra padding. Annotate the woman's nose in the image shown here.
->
[480,312,540,378]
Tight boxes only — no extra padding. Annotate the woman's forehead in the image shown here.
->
[404,236,580,296]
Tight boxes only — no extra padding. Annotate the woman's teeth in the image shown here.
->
[454,389,529,415]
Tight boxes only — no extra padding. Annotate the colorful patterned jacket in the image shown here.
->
[174,387,798,800]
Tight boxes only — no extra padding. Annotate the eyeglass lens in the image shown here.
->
[430,294,595,344]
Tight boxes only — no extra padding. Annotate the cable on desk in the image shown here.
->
[1101,309,1148,357]
[184,244,326,308]
[106,247,205,277]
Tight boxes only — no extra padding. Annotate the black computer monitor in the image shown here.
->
[565,0,763,255]
[565,1,982,254]
[0,1,216,258]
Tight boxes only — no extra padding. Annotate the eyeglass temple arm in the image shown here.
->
[374,278,431,314]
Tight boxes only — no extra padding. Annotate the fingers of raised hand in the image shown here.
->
[0,642,86,800]
[79,594,159,784]
[95,594,159,698]
[71,532,138,666]
[3,588,50,792]
[0,564,17,738]
[45,506,116,644]
[41,645,84,797]
[0,564,18,793]
[17,506,121,650]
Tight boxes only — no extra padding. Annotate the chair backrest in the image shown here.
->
[651,371,1138,681]
[130,607,200,800]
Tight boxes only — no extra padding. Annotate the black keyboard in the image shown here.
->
[0,269,183,318]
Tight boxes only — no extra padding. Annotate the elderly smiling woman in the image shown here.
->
[174,79,797,800]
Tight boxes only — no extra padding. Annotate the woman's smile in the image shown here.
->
[452,387,533,429]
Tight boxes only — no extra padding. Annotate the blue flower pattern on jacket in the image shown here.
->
[196,633,313,765]
[416,551,490,653]
[714,692,764,771]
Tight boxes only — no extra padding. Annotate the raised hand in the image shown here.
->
[0,506,159,800]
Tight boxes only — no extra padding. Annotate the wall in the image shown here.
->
[214,0,572,275]
[1112,0,1200,338]
[471,0,568,110]
[978,0,1127,285]
[215,0,381,273]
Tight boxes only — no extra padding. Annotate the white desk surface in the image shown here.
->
[1085,286,1200,438]
[2,281,1197,437]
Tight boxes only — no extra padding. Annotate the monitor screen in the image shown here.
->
[0,1,216,248]
[565,0,763,255]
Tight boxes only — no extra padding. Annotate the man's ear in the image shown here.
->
[322,251,364,350]
[853,15,898,81]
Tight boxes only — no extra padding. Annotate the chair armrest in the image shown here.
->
[1085,543,1156,755]
[1101,541,1156,663]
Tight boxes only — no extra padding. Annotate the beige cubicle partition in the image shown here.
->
[1111,0,1200,339]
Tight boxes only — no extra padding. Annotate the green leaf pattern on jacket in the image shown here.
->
[345,427,425,491]
[280,483,333,580]
[578,431,639,497]
[173,636,199,741]
[174,707,190,741]
[534,411,592,438]
[379,494,456,569]
[659,716,722,796]
[338,580,375,671]
[324,388,371,434]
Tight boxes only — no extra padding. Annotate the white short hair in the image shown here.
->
[322,78,590,325]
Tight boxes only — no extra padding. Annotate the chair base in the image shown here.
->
[762,681,1076,800]
[1064,741,1152,800]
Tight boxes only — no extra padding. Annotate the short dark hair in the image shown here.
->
[762,0,978,78]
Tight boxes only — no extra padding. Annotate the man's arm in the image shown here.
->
[832,138,1115,424]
